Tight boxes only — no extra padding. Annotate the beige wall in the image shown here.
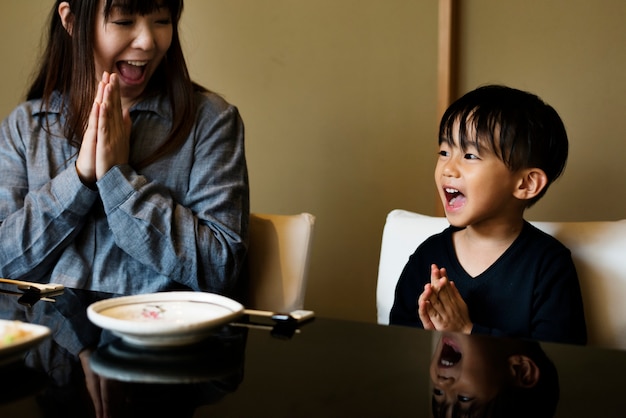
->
[0,1,50,117]
[180,0,439,323]
[1,1,624,324]
[457,0,626,223]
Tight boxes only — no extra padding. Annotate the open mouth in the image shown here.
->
[444,187,466,210]
[116,60,148,83]
[439,340,462,367]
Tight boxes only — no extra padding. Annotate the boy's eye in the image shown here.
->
[464,153,479,160]
[457,395,474,403]
[438,150,449,157]
[113,20,133,26]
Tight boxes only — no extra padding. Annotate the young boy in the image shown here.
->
[390,85,587,345]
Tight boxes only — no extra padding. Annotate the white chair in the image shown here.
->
[376,211,448,326]
[376,209,626,350]
[247,213,315,313]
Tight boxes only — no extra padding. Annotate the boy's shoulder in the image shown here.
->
[413,225,457,255]
[520,221,571,253]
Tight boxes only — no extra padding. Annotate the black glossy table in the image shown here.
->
[0,286,624,417]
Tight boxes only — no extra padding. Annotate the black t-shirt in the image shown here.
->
[390,221,587,345]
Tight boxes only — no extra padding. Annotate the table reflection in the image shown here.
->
[429,332,559,418]
[1,287,104,415]
[3,286,626,417]
[0,288,247,417]
[83,327,246,418]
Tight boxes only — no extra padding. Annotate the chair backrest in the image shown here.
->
[247,213,315,313]
[376,209,626,350]
[376,210,448,326]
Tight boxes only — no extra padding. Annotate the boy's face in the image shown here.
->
[435,123,523,228]
[430,333,509,410]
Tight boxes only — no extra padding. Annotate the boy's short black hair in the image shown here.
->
[439,85,569,205]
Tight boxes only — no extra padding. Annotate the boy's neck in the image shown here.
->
[462,217,525,245]
[452,217,525,277]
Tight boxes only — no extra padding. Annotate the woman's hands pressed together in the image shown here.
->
[418,264,473,334]
[76,72,132,185]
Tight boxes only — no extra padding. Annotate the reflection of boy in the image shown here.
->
[430,332,559,418]
[390,85,586,345]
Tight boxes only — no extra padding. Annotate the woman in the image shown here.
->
[0,0,249,297]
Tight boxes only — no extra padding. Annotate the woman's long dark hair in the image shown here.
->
[27,0,205,169]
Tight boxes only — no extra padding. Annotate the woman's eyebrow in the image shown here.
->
[107,4,131,16]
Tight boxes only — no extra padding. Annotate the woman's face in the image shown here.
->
[93,0,173,107]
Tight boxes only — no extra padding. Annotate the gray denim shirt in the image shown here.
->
[0,90,249,297]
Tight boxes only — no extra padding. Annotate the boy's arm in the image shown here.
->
[389,254,424,328]
[530,252,587,345]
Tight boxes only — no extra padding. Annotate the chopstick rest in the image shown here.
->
[242,309,315,323]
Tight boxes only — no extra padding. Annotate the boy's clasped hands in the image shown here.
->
[418,264,473,334]
[76,71,132,185]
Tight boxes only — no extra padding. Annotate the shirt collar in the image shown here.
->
[34,90,172,120]
[128,91,172,119]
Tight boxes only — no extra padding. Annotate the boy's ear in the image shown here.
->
[58,2,73,35]
[513,168,548,201]
[508,355,540,388]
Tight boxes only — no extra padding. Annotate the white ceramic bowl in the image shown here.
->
[87,291,244,347]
